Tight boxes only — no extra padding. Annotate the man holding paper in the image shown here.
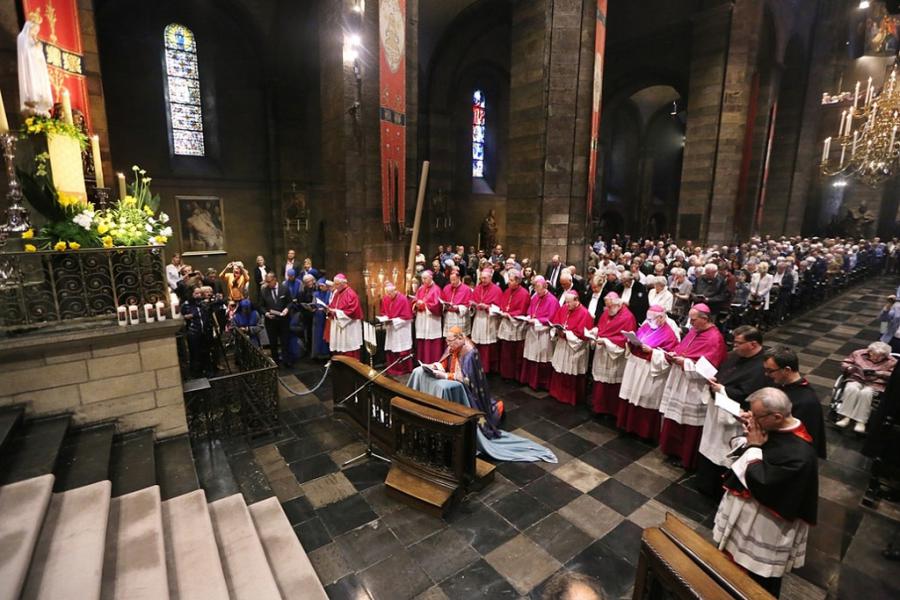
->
[618,305,680,441]
[442,269,473,337]
[414,270,444,363]
[549,292,594,406]
[380,282,414,375]
[471,268,503,373]
[327,274,363,360]
[696,325,769,497]
[519,276,557,390]
[658,303,728,469]
[497,270,531,380]
[589,293,637,416]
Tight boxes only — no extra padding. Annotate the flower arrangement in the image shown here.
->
[20,115,88,149]
[20,165,171,251]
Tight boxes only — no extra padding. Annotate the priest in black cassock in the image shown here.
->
[762,347,827,458]
[713,387,819,598]
[696,325,769,496]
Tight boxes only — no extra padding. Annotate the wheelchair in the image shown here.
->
[829,354,900,430]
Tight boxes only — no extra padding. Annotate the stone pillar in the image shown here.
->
[507,0,595,268]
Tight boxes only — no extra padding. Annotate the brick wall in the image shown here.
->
[0,333,187,438]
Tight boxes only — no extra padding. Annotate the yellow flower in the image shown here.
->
[24,244,37,253]
[53,241,67,252]
[122,196,136,206]
[25,117,33,126]
[143,205,154,216]
[97,224,109,235]
[69,241,81,250]
[156,235,168,245]
[22,228,34,239]
[102,235,113,248]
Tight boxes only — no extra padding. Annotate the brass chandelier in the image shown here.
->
[821,67,900,186]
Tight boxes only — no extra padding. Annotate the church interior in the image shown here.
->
[0,0,900,599]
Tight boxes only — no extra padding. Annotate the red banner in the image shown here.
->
[586,0,608,219]
[21,0,91,131]
[379,0,406,235]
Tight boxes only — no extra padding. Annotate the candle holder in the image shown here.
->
[92,186,111,211]
[0,133,32,235]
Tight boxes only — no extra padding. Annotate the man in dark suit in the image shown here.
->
[582,276,605,322]
[599,269,619,304]
[544,254,564,293]
[259,272,291,365]
[617,271,649,323]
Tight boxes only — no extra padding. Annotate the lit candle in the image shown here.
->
[143,303,155,323]
[845,111,853,137]
[61,89,73,126]
[852,131,859,157]
[839,144,846,167]
[117,305,128,326]
[128,304,140,325]
[155,300,166,321]
[0,88,8,134]
[90,135,104,188]
[865,77,873,106]
[854,81,860,108]
[117,172,126,200]
[891,125,897,151]
[838,110,847,137]
[822,136,831,165]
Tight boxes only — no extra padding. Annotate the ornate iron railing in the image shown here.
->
[183,328,280,441]
[0,246,169,332]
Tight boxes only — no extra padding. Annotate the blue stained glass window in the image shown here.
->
[164,24,205,156]
[472,90,485,177]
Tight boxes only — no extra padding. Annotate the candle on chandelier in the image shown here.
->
[854,81,860,108]
[865,77,873,106]
[61,89,73,126]
[90,135,104,188]
[845,111,853,136]
[891,125,897,151]
[839,110,847,137]
[852,131,859,157]
[822,136,831,165]
[840,144,846,167]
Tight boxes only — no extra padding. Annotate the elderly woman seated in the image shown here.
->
[836,341,897,433]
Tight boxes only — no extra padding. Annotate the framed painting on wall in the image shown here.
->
[177,196,226,255]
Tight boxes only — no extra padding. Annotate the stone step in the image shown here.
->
[21,480,112,600]
[0,404,24,454]
[0,415,71,485]
[208,493,282,600]
[0,474,55,600]
[53,424,116,493]
[193,437,240,503]
[154,436,199,501]
[109,429,157,498]
[100,485,168,600]
[249,496,329,600]
[161,489,228,600]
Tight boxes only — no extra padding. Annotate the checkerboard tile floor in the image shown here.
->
[192,276,900,599]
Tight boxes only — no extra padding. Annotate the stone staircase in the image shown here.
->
[0,405,327,600]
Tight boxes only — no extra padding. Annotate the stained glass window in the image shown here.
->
[472,90,485,177]
[164,24,205,156]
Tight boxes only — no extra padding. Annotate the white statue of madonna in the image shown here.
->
[17,19,53,116]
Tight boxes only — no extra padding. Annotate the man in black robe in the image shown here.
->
[696,325,769,496]
[713,387,819,597]
[763,347,827,458]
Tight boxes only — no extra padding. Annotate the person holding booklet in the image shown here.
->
[470,268,503,373]
[326,274,363,360]
[519,276,558,390]
[696,325,769,497]
[441,269,473,337]
[414,270,444,363]
[618,305,680,441]
[657,303,728,469]
[497,270,531,380]
[548,292,594,406]
[379,282,414,375]
[589,293,637,417]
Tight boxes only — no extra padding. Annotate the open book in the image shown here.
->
[489,304,502,317]
[418,361,445,378]
[714,391,743,418]
[583,328,598,341]
[375,315,390,324]
[314,297,329,308]
[622,330,641,346]
[694,356,718,380]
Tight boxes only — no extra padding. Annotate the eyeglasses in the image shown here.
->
[763,366,784,374]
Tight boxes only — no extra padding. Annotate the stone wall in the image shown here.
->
[0,321,187,438]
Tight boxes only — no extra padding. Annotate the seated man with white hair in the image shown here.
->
[836,341,897,433]
[647,276,673,313]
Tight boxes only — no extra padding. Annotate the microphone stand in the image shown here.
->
[338,352,413,468]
